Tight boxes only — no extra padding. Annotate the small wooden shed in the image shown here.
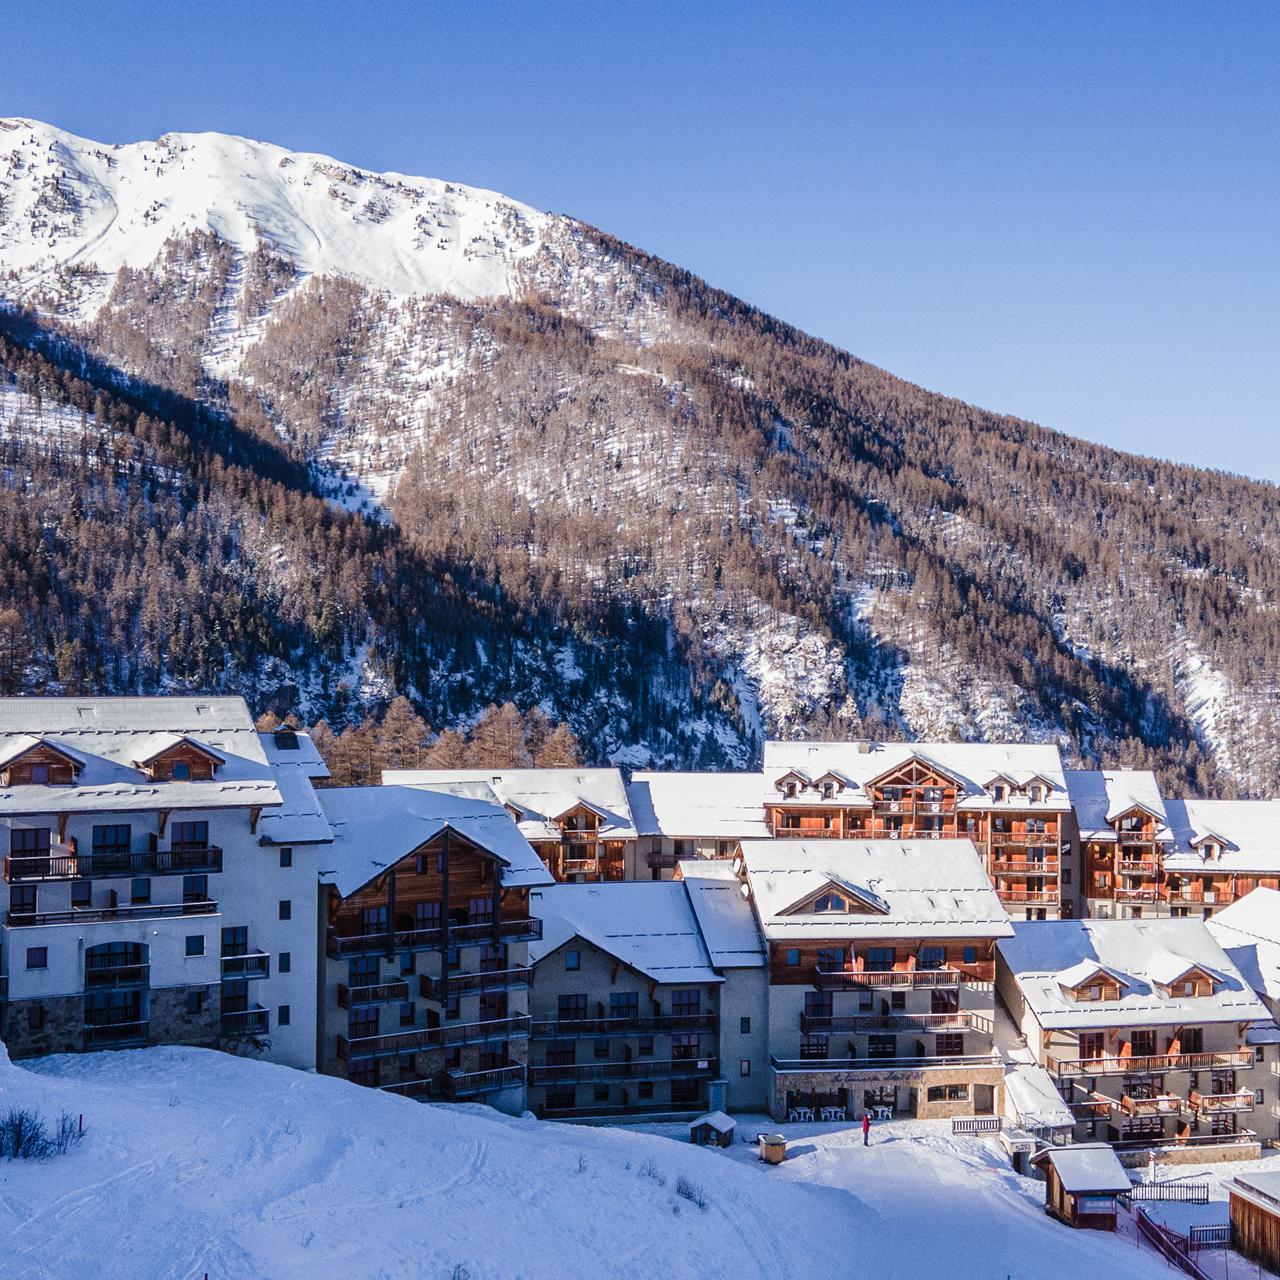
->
[689,1111,736,1148]
[1032,1144,1131,1230]
[757,1132,787,1165]
[1229,1170,1280,1273]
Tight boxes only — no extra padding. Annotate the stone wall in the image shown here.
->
[770,1064,1005,1120]
[151,984,221,1048]
[2,993,86,1058]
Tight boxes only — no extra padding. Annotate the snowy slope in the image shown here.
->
[0,1046,1189,1280]
[0,117,555,309]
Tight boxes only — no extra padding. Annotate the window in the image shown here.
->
[278,899,291,921]
[11,884,36,916]
[1061,867,1072,885]
[927,1084,969,1102]
[399,950,415,976]
[740,1016,751,1035]
[593,1037,610,1060]
[348,956,378,986]
[361,905,388,934]
[610,991,639,1020]
[131,878,151,904]
[813,892,847,913]
[918,946,945,971]
[866,947,896,972]
[671,989,700,1018]
[27,1005,45,1032]
[546,1039,575,1067]
[786,948,801,967]
[273,728,299,751]
[275,1006,289,1028]
[1028,785,1043,803]
[867,1034,895,1059]
[92,824,131,857]
[279,952,291,975]
[817,947,846,971]
[222,926,248,957]
[962,946,978,966]
[171,761,190,781]
[29,764,49,784]
[564,949,580,971]
[10,827,51,856]
[1130,1029,1157,1058]
[1181,1027,1204,1055]
[593,1085,610,1104]
[185,935,205,957]
[800,1034,829,1059]
[444,994,461,1022]
[182,874,208,903]
[399,1002,415,1027]
[992,784,1007,802]
[889,990,906,1011]
[279,847,292,868]
[414,901,440,931]
[186,990,204,1015]
[935,1033,964,1057]
[348,1007,378,1040]
[71,879,91,907]
[740,1059,751,1077]
[468,896,493,924]
[638,1081,654,1101]
[558,994,587,1023]
[171,820,207,849]
[637,1035,654,1057]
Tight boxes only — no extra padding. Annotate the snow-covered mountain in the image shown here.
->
[3,117,1279,791]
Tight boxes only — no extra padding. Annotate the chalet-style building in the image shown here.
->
[1065,770,1171,920]
[526,879,766,1118]
[997,919,1274,1156]
[733,837,1012,1121]
[1208,889,1280,1023]
[316,785,551,1112]
[625,771,770,879]
[762,742,1073,920]
[1162,801,1280,917]
[0,698,330,1070]
[384,768,637,883]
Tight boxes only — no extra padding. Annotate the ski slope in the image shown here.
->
[0,1045,1195,1280]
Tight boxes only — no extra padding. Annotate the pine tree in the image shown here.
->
[378,695,430,770]
[534,722,582,768]
[465,702,532,768]
[425,728,468,768]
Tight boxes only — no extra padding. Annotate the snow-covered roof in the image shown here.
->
[127,731,225,766]
[1054,960,1131,992]
[690,1111,735,1133]
[529,883,722,985]
[1207,888,1280,1003]
[384,768,637,841]
[256,731,333,846]
[318,785,552,898]
[999,919,1268,1030]
[1004,1062,1075,1130]
[1033,1144,1130,1195]
[676,861,767,968]
[1231,1170,1280,1211]
[761,741,1069,811]
[739,839,1013,941]
[1164,799,1280,873]
[1064,769,1169,839]
[0,696,283,815]
[626,771,771,839]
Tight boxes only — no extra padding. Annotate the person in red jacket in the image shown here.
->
[862,1112,871,1146]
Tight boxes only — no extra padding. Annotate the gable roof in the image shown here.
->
[677,861,767,969]
[739,838,1012,940]
[384,767,637,841]
[529,882,722,985]
[317,784,552,898]
[1055,960,1131,992]
[777,876,890,917]
[626,772,771,840]
[1164,799,1280,874]
[761,741,1069,811]
[999,918,1268,1029]
[0,696,283,815]
[1033,1144,1130,1195]
[129,732,226,767]
[1064,769,1169,838]
[1207,888,1280,1003]
[0,734,87,771]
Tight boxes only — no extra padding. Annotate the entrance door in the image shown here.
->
[973,1084,994,1115]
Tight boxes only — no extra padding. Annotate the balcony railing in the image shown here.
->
[990,859,1059,875]
[442,1064,527,1098]
[989,831,1059,847]
[560,830,600,844]
[326,916,542,958]
[770,1052,1000,1074]
[776,827,844,838]
[997,889,1061,905]
[6,900,217,928]
[220,952,271,981]
[1116,859,1160,875]
[84,1019,149,1047]
[1112,888,1161,903]
[1047,1049,1254,1078]
[561,858,600,875]
[1166,890,1225,907]
[799,1011,974,1034]
[1069,1096,1115,1119]
[1111,1128,1258,1153]
[5,846,224,882]
[85,961,150,990]
[337,980,410,1008]
[529,1056,719,1085]
[221,1007,270,1036]
[532,1012,717,1037]
[337,1013,531,1061]
[1121,1093,1182,1117]
[1188,1089,1255,1114]
[419,967,532,1000]
[1116,831,1160,847]
[813,967,965,991]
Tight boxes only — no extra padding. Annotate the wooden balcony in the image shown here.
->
[1188,1089,1255,1114]
[990,858,1059,875]
[326,916,542,958]
[989,831,1059,847]
[529,1055,718,1085]
[221,952,270,981]
[813,966,965,991]
[1069,1095,1115,1120]
[1166,889,1228,908]
[5,845,223,882]
[336,1013,531,1061]
[799,1011,974,1034]
[1112,887,1161,903]
[1120,1093,1182,1117]
[1116,858,1160,876]
[337,980,409,1008]
[221,1006,269,1036]
[1047,1049,1254,1078]
[561,858,600,875]
[998,889,1060,905]
[776,827,844,838]
[531,1012,718,1037]
[6,900,217,928]
[419,967,532,1000]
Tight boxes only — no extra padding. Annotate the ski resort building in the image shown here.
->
[734,837,1012,1121]
[317,785,551,1111]
[384,768,637,884]
[762,742,1074,920]
[0,698,331,1070]
[1162,800,1280,917]
[625,771,770,879]
[997,918,1276,1156]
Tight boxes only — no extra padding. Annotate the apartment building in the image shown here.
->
[317,785,551,1112]
[997,918,1275,1155]
[1163,801,1280,917]
[385,768,637,883]
[734,837,1012,1121]
[762,741,1073,920]
[0,698,329,1069]
[625,771,770,879]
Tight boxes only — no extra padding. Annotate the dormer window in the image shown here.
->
[821,781,836,800]
[1028,784,1043,803]
[991,784,1007,802]
[273,728,299,751]
[813,892,848,913]
[784,780,799,799]
[29,764,49,784]
[172,761,190,781]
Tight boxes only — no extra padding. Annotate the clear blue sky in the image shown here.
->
[8,2,1279,480]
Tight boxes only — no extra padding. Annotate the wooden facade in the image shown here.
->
[1230,1177,1280,1274]
[528,803,626,883]
[0,740,81,786]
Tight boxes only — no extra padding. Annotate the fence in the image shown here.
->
[951,1116,1002,1135]
[1122,1181,1210,1205]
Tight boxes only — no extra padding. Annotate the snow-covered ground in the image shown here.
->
[0,1046,1217,1280]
